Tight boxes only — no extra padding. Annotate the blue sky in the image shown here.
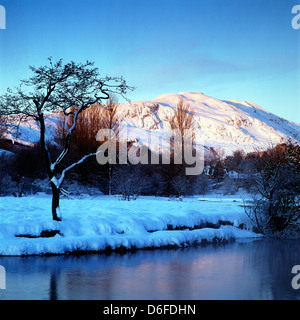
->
[0,0,299,122]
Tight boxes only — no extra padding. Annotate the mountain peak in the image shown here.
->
[153,91,208,104]
[126,91,300,155]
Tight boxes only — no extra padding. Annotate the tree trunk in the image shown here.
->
[108,163,112,196]
[18,176,25,198]
[51,182,62,221]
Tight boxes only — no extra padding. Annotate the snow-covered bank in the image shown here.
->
[0,195,261,256]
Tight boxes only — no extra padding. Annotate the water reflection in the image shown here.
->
[0,240,300,300]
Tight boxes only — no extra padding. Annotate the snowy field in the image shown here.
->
[0,194,261,256]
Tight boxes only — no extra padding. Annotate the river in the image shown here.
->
[0,239,299,300]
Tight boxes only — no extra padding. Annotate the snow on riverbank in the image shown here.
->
[0,195,260,256]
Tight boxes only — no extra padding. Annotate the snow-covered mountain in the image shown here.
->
[116,92,300,155]
[4,91,300,157]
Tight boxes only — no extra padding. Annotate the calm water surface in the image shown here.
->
[0,239,300,300]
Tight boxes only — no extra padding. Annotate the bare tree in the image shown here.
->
[111,166,149,201]
[170,97,194,137]
[169,97,195,192]
[0,58,133,221]
[55,95,120,195]
[0,115,6,139]
[195,174,211,197]
[171,175,187,197]
[244,144,300,237]
[100,96,119,195]
[57,105,103,154]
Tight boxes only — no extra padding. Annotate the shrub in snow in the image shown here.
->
[244,143,300,238]
[111,166,150,201]
[0,174,18,196]
[222,176,237,195]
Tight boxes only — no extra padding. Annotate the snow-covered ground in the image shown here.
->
[0,194,261,256]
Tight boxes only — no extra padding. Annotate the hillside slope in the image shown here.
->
[117,92,300,155]
[4,92,300,156]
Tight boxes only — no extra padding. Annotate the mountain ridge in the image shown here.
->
[116,91,300,155]
[3,91,300,157]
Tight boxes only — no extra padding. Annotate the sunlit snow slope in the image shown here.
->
[117,92,300,155]
[5,92,300,156]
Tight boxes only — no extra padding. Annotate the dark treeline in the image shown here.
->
[1,126,298,201]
